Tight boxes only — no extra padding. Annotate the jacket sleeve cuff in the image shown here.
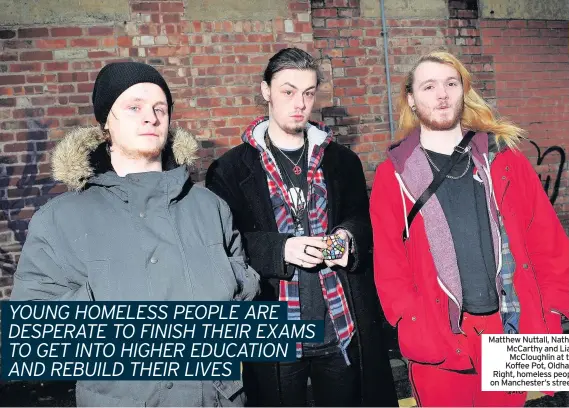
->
[273,233,295,280]
[331,224,359,272]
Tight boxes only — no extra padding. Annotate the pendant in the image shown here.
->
[293,165,302,175]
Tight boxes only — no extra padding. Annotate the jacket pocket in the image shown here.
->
[85,260,111,301]
[205,243,241,300]
[227,255,259,301]
[545,310,563,334]
[397,297,447,365]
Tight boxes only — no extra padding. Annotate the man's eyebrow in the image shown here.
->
[281,82,298,89]
[418,76,460,88]
[281,82,316,92]
[123,97,167,106]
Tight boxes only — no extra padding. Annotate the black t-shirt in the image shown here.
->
[272,144,338,356]
[425,148,499,315]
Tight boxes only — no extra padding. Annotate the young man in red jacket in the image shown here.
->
[371,51,569,407]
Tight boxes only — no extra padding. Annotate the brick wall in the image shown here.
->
[480,19,569,225]
[1,0,568,298]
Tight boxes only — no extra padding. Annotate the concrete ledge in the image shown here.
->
[0,0,129,25]
[480,0,569,20]
[361,0,448,19]
[186,0,289,21]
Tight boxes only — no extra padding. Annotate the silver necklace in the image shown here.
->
[421,147,472,180]
[273,139,307,176]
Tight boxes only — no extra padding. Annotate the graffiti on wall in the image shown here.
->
[529,141,566,205]
[0,119,57,275]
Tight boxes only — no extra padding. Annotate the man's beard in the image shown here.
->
[415,101,464,131]
[114,142,164,161]
[282,124,304,135]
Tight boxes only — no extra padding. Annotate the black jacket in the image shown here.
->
[206,139,397,407]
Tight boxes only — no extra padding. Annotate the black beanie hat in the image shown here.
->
[92,62,173,125]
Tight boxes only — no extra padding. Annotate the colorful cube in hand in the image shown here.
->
[322,233,346,260]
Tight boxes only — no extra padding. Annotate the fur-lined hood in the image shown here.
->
[52,126,198,191]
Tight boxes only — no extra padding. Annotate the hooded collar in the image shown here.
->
[241,116,333,158]
[51,126,198,192]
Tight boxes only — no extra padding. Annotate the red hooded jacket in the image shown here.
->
[371,129,569,371]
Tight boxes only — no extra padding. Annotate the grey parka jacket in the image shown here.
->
[11,126,259,407]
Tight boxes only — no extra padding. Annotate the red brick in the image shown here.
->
[89,50,116,59]
[192,56,221,65]
[78,83,94,93]
[20,51,53,61]
[345,67,370,77]
[164,24,177,35]
[331,57,356,67]
[344,48,366,57]
[44,62,69,71]
[9,63,42,72]
[346,87,366,96]
[0,75,25,85]
[18,28,49,38]
[132,2,159,12]
[326,19,352,28]
[3,40,31,50]
[289,1,309,12]
[51,27,83,37]
[160,2,184,12]
[35,39,68,49]
[216,127,241,137]
[176,109,210,120]
[328,0,349,6]
[233,44,262,53]
[13,108,45,119]
[29,96,56,106]
[3,143,29,153]
[57,72,90,83]
[71,38,99,48]
[163,14,181,24]
[68,95,90,104]
[0,133,15,142]
[57,84,75,93]
[0,97,16,107]
[117,36,132,47]
[312,8,338,18]
[98,37,116,48]
[227,117,254,126]
[81,26,111,38]
[247,34,274,43]
[26,74,53,83]
[527,21,547,29]
[313,29,339,38]
[47,106,77,116]
[211,107,241,117]
[505,20,526,29]
[78,106,94,115]
[0,53,18,62]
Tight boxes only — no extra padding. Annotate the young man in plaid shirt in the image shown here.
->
[207,48,397,407]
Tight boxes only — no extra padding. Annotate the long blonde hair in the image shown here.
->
[397,51,525,147]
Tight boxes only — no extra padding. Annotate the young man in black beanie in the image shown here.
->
[11,62,259,407]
